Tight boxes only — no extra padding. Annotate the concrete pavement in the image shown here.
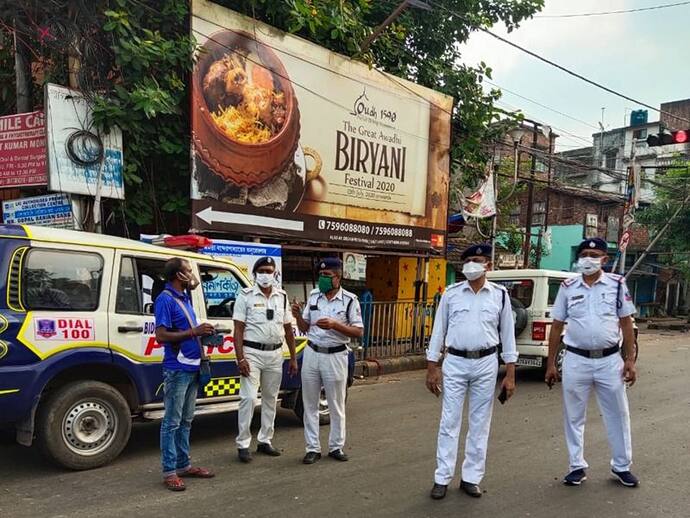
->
[1,331,689,518]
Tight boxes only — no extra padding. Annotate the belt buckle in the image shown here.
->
[590,349,604,359]
[467,350,481,359]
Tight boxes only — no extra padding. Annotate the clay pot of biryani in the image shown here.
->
[192,30,300,188]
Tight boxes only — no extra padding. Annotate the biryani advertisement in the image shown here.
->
[190,0,452,252]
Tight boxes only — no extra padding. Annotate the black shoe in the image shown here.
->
[237,448,253,463]
[563,469,587,486]
[303,452,322,464]
[430,483,447,500]
[327,449,349,462]
[611,469,639,488]
[257,443,281,457]
[460,481,482,498]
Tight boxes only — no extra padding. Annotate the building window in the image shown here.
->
[533,201,546,226]
[633,128,647,140]
[508,204,521,226]
[23,249,104,311]
[605,151,617,170]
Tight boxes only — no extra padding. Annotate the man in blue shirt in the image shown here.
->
[155,257,216,491]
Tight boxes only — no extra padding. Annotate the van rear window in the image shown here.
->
[492,279,534,308]
[22,249,104,311]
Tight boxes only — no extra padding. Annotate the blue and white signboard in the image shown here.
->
[139,235,282,306]
[45,84,124,200]
[202,240,282,305]
[2,193,73,228]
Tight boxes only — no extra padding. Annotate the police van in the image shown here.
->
[0,225,353,469]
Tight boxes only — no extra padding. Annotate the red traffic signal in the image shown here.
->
[647,129,690,147]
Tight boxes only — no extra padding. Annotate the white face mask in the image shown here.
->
[255,273,274,288]
[462,261,486,281]
[577,256,603,276]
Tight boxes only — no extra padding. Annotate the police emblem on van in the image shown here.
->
[36,319,57,338]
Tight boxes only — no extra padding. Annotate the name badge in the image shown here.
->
[309,305,319,311]
[570,294,584,301]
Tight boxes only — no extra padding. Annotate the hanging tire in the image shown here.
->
[36,381,132,470]
[293,387,332,426]
[511,297,529,335]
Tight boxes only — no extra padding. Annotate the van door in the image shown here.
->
[109,252,171,403]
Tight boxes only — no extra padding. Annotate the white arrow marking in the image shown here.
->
[196,207,304,232]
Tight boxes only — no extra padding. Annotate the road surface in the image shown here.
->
[1,330,688,518]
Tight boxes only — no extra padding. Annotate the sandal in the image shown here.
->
[163,475,186,492]
[178,466,215,478]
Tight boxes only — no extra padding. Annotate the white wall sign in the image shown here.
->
[45,84,124,199]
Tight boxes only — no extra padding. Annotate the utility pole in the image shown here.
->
[535,130,554,268]
[13,26,32,113]
[522,121,539,268]
[359,0,431,55]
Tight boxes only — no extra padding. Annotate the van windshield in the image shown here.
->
[491,279,534,308]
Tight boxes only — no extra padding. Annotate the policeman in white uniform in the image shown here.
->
[426,244,518,500]
[291,257,363,464]
[546,237,639,488]
[233,257,298,463]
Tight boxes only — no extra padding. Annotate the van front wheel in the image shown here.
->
[36,381,132,470]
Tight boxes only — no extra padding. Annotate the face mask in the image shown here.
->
[462,261,486,281]
[318,274,335,293]
[577,257,603,276]
[177,271,200,290]
[255,273,274,288]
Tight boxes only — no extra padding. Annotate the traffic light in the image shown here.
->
[646,129,689,147]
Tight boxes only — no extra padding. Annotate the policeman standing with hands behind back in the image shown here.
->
[291,257,363,465]
[426,243,518,500]
[545,237,639,488]
[233,257,298,463]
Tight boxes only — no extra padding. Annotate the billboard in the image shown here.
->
[0,111,47,187]
[45,84,124,199]
[3,193,73,228]
[190,0,452,253]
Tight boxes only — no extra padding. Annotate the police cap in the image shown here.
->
[252,256,276,274]
[576,237,608,255]
[318,257,343,271]
[460,243,492,261]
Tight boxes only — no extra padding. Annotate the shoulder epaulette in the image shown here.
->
[445,281,464,291]
[562,277,577,287]
[241,286,253,294]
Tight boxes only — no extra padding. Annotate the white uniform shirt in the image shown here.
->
[551,272,636,349]
[233,285,291,345]
[427,280,518,364]
[302,288,363,347]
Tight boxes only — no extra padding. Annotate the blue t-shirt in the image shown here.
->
[154,284,201,372]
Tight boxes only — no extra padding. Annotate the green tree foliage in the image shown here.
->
[2,0,544,233]
[637,160,690,276]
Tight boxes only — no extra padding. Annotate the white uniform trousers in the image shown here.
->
[562,351,633,472]
[301,346,348,453]
[434,353,499,486]
[236,348,284,449]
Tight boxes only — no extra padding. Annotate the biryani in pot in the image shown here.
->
[203,53,287,144]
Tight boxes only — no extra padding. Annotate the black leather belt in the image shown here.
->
[566,345,619,359]
[244,340,283,351]
[308,341,347,354]
[447,346,497,359]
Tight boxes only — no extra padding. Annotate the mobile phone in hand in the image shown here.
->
[498,386,508,405]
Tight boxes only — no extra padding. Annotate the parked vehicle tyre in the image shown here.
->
[555,341,567,377]
[511,297,529,335]
[293,387,336,426]
[36,381,132,470]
